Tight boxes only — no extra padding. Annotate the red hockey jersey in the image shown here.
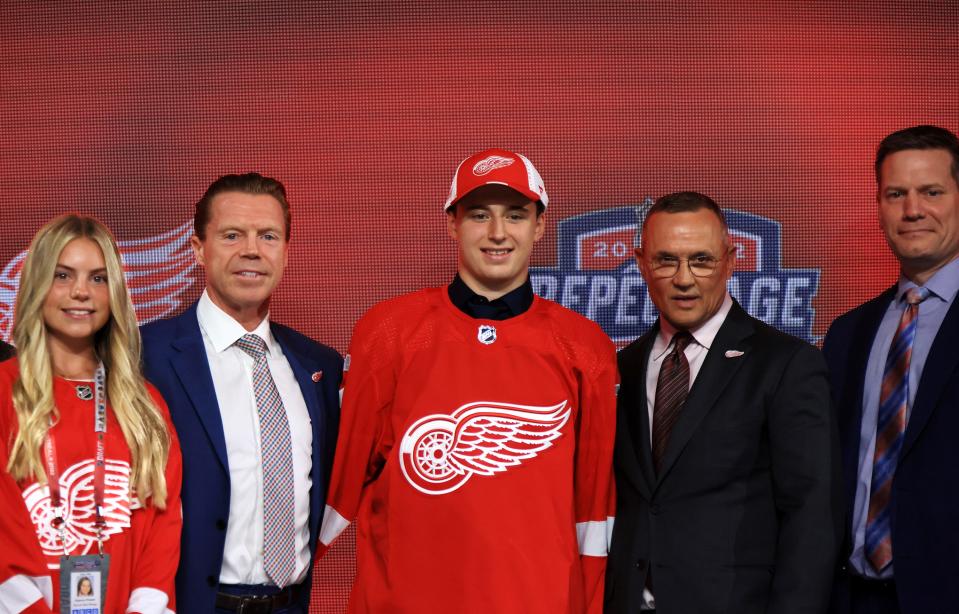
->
[0,359,182,613]
[320,288,617,613]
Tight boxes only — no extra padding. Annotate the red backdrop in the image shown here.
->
[2,2,957,611]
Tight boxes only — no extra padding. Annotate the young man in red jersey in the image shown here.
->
[320,149,617,613]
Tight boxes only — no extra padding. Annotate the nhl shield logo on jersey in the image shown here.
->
[477,324,497,345]
[530,201,820,344]
[399,400,571,495]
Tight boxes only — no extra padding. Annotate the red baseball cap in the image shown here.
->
[443,148,549,211]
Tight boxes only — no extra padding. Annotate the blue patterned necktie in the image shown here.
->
[865,286,929,572]
[235,333,296,587]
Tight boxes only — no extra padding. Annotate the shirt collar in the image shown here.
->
[196,289,276,355]
[447,274,534,319]
[652,293,734,360]
[896,255,959,304]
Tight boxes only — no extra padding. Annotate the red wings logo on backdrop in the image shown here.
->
[399,400,571,495]
[0,222,196,342]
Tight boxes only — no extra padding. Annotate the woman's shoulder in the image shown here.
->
[0,358,18,433]
[0,357,19,386]
[142,380,169,411]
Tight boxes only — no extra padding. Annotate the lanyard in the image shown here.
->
[42,363,107,556]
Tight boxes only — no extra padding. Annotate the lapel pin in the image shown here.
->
[312,371,323,382]
[724,350,745,358]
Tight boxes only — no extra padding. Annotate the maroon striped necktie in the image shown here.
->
[652,331,693,475]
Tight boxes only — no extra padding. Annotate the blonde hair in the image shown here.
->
[6,215,171,508]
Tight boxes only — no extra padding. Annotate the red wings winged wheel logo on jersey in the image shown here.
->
[399,400,571,495]
[21,459,135,565]
[0,222,196,342]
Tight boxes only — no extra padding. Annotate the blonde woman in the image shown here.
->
[0,215,182,613]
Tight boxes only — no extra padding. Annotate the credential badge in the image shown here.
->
[477,324,497,345]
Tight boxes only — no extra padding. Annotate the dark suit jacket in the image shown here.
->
[606,300,843,614]
[823,286,959,614]
[140,302,341,613]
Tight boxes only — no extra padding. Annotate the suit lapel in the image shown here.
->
[617,330,657,498]
[655,301,753,486]
[271,325,324,426]
[169,304,230,473]
[902,292,959,458]
[271,325,326,544]
[839,287,894,500]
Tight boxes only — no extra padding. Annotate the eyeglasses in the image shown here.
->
[645,254,727,278]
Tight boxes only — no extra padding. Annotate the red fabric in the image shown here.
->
[323,287,617,613]
[0,358,182,613]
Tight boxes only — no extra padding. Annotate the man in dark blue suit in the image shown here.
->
[824,125,959,614]
[141,173,341,614]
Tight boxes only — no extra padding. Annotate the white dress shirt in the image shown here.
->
[640,292,733,609]
[196,290,313,586]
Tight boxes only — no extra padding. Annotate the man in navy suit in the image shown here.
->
[141,173,341,614]
[824,125,959,614]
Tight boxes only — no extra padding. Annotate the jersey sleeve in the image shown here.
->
[0,390,55,613]
[318,306,396,551]
[126,389,183,614]
[572,329,618,614]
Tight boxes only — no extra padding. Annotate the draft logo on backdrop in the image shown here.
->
[0,222,197,342]
[530,201,820,344]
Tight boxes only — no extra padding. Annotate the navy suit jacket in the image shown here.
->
[823,286,959,614]
[140,302,341,613]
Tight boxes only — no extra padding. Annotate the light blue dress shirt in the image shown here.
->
[851,256,959,578]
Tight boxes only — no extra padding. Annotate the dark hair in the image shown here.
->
[446,184,546,217]
[642,191,728,233]
[194,172,291,240]
[875,125,959,185]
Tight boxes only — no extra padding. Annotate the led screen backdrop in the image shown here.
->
[2,2,957,611]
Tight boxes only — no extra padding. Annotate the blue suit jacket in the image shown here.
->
[823,286,959,614]
[140,302,342,613]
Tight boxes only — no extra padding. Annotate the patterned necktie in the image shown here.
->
[235,333,296,587]
[866,286,929,572]
[652,331,693,475]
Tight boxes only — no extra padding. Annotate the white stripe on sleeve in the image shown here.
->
[0,573,53,610]
[319,504,351,547]
[126,586,173,614]
[576,516,615,557]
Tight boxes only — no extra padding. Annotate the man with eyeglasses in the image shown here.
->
[605,191,842,614]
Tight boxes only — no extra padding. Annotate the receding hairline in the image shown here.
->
[640,207,731,248]
[640,191,730,248]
